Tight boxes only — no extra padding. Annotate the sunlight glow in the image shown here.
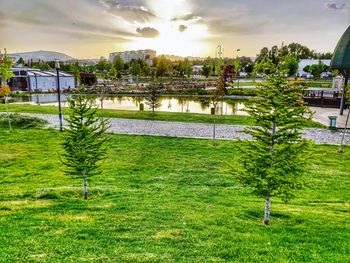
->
[123,0,211,56]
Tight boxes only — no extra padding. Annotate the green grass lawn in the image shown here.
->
[0,103,324,128]
[0,127,348,262]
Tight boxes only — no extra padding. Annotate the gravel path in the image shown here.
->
[17,113,350,145]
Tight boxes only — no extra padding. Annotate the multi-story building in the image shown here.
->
[109,49,156,65]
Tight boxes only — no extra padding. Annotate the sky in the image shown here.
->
[0,0,349,58]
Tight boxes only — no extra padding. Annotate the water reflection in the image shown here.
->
[12,94,248,116]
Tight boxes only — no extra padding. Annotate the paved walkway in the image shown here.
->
[311,107,349,128]
[19,113,350,146]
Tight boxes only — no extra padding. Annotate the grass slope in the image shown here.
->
[0,128,350,263]
[0,103,324,128]
[0,127,348,262]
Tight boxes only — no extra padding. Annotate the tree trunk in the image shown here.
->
[264,195,271,225]
[264,123,276,225]
[213,117,216,146]
[5,96,12,132]
[83,170,88,200]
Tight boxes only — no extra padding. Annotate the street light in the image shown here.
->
[55,59,63,132]
[235,49,241,90]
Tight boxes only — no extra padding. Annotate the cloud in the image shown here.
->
[324,1,349,10]
[98,0,156,22]
[136,27,159,38]
[179,25,187,32]
[172,13,201,22]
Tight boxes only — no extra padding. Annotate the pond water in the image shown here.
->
[11,94,248,116]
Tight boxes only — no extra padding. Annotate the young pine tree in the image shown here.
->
[61,89,110,199]
[145,83,162,117]
[211,78,226,146]
[235,72,312,225]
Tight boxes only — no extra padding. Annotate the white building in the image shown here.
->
[298,59,331,76]
[9,68,75,92]
[109,49,156,65]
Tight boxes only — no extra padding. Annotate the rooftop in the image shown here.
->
[331,26,350,70]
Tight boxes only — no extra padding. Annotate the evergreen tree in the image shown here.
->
[61,89,110,199]
[211,78,226,146]
[234,72,312,225]
[145,83,162,117]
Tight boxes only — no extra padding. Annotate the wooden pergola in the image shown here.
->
[331,25,350,115]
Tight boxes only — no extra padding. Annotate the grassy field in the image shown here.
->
[0,103,324,128]
[0,126,348,262]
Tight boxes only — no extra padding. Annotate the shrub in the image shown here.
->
[0,113,48,128]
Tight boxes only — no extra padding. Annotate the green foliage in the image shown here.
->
[280,54,300,76]
[0,55,15,85]
[0,113,48,128]
[303,62,330,78]
[17,57,25,65]
[32,63,51,70]
[235,73,312,223]
[108,66,117,80]
[254,58,276,75]
[0,128,349,261]
[145,83,162,116]
[256,43,332,64]
[96,57,110,72]
[112,56,124,72]
[155,56,173,77]
[130,60,142,77]
[61,89,110,199]
[176,59,193,78]
[214,58,224,76]
[201,63,212,78]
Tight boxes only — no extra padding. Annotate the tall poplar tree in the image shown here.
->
[235,72,312,225]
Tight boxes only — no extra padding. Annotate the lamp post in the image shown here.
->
[235,49,241,90]
[55,59,63,132]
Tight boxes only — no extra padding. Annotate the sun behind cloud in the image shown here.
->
[123,0,211,56]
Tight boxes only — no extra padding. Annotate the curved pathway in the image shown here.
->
[17,113,350,145]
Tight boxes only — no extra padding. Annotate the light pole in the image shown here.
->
[235,49,241,90]
[55,60,63,132]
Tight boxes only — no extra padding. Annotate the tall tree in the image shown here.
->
[96,57,110,72]
[113,56,124,72]
[280,54,300,77]
[108,66,118,81]
[61,89,110,199]
[130,60,142,81]
[234,72,312,225]
[155,56,172,77]
[0,52,15,131]
[201,63,212,78]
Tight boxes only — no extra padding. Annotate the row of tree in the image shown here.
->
[15,42,334,80]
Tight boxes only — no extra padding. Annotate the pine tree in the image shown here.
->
[235,72,312,225]
[211,78,226,146]
[61,89,110,199]
[145,83,162,117]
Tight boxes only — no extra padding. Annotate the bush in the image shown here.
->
[0,113,48,128]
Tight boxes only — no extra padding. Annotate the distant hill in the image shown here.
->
[10,50,75,62]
